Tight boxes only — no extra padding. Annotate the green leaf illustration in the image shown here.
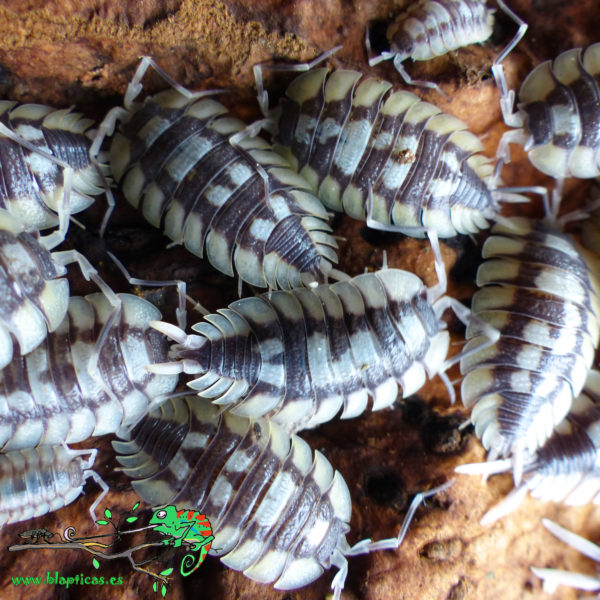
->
[95,520,109,526]
[161,584,167,597]
[126,516,138,523]
[153,581,157,592]
[132,502,140,511]
[92,558,100,569]
[160,567,173,576]
[104,508,112,519]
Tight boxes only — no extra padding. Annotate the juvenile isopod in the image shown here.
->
[459,217,600,478]
[114,395,451,598]
[93,58,338,290]
[0,292,178,451]
[0,445,107,527]
[150,267,496,433]
[366,0,527,97]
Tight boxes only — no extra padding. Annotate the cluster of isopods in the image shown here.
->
[2,0,600,597]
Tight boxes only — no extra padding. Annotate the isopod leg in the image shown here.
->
[392,55,449,100]
[107,250,202,329]
[253,46,342,117]
[493,0,528,69]
[38,166,74,250]
[541,519,600,562]
[347,480,454,554]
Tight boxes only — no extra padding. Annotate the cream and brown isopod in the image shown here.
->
[495,43,600,179]
[0,101,109,242]
[150,268,491,433]
[460,217,600,477]
[96,58,337,290]
[0,292,178,451]
[367,0,526,96]
[113,396,448,598]
[0,445,107,526]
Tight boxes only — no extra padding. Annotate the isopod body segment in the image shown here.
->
[271,67,498,240]
[150,268,455,433]
[0,445,106,527]
[105,59,338,290]
[460,217,600,469]
[0,292,178,451]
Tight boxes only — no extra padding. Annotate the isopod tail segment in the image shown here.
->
[0,103,113,240]
[531,519,600,594]
[365,0,527,100]
[329,479,453,600]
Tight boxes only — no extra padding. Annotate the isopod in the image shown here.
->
[150,267,495,433]
[0,445,107,527]
[367,0,526,96]
[0,208,119,370]
[494,43,600,179]
[254,61,523,290]
[459,217,600,478]
[95,58,337,290]
[0,101,109,242]
[0,292,178,451]
[456,370,600,524]
[532,519,600,594]
[114,395,450,598]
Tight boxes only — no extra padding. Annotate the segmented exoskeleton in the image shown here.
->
[114,396,448,598]
[0,445,107,526]
[0,101,108,242]
[460,217,600,477]
[150,268,489,433]
[495,43,600,179]
[367,0,526,96]
[0,293,178,451]
[98,58,337,290]
[457,370,600,524]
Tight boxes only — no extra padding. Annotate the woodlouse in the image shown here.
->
[495,42,600,179]
[0,445,107,527]
[150,268,494,433]
[0,292,178,452]
[0,101,109,243]
[367,0,527,96]
[114,395,449,598]
[457,370,600,524]
[97,58,338,290]
[460,217,600,477]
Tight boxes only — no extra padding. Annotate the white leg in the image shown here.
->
[393,55,448,100]
[38,166,74,250]
[365,22,396,67]
[541,519,600,562]
[494,0,528,67]
[253,46,342,116]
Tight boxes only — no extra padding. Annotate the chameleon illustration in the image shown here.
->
[150,506,214,576]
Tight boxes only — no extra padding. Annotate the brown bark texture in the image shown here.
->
[0,0,599,599]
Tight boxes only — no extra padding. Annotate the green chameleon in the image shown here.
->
[150,506,214,576]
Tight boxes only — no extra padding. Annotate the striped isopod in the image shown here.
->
[460,217,600,476]
[114,396,448,598]
[532,519,600,594]
[150,268,489,433]
[0,101,109,242]
[0,207,119,370]
[457,370,600,524]
[495,43,600,179]
[367,0,526,96]
[266,66,500,245]
[0,445,107,526]
[98,58,337,290]
[0,292,178,452]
